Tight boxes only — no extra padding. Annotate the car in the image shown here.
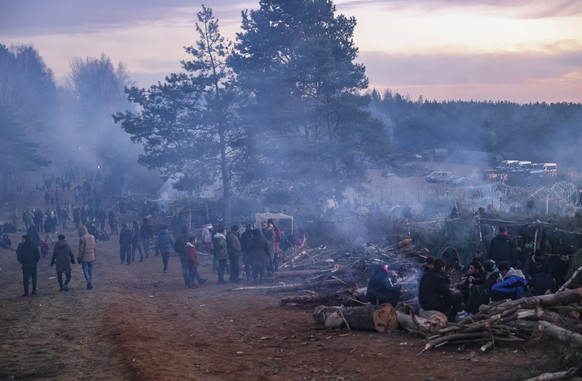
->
[426,171,451,183]
[452,176,471,186]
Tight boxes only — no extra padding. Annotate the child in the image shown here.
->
[40,237,50,258]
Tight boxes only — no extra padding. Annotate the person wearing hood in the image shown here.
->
[366,265,402,307]
[491,262,527,300]
[213,227,229,284]
[77,225,96,290]
[155,225,174,273]
[184,236,207,288]
[50,234,75,291]
[16,234,41,296]
[489,226,517,268]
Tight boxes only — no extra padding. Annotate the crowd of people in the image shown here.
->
[366,223,573,323]
[13,191,289,295]
[9,175,575,323]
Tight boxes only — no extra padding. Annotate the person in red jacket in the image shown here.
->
[268,218,281,272]
[184,237,207,288]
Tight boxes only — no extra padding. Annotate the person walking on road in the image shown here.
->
[77,226,96,290]
[50,234,75,291]
[16,234,41,296]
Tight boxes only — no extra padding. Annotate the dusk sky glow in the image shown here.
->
[1,0,581,103]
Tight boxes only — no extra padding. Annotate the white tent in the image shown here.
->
[255,212,294,234]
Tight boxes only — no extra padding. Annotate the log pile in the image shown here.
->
[248,238,582,354]
[409,288,582,355]
[273,239,426,307]
[311,288,582,354]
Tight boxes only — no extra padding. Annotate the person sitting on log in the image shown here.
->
[419,259,463,322]
[528,271,555,296]
[491,262,527,300]
[422,255,436,275]
[549,254,571,292]
[455,261,485,304]
[366,264,402,307]
[464,260,501,315]
[523,250,548,282]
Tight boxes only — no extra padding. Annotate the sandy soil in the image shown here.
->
[0,223,559,381]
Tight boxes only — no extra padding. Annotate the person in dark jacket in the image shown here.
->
[489,226,517,268]
[141,217,153,258]
[155,225,174,273]
[549,254,571,291]
[119,223,132,265]
[16,234,41,296]
[131,221,145,262]
[239,224,254,280]
[27,223,41,248]
[455,261,485,304]
[419,259,463,321]
[529,272,555,296]
[366,265,402,306]
[465,260,501,314]
[246,229,269,285]
[227,225,242,283]
[524,250,548,282]
[50,234,75,291]
[174,226,191,287]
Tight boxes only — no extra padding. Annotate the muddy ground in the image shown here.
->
[0,225,565,381]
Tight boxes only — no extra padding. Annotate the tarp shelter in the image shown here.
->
[255,213,294,235]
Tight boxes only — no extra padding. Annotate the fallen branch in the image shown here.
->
[522,366,581,381]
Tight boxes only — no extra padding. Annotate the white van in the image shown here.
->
[543,163,557,172]
[496,160,519,171]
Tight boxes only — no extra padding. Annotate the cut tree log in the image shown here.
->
[396,310,448,335]
[537,320,582,349]
[473,288,582,320]
[275,270,320,278]
[313,304,398,332]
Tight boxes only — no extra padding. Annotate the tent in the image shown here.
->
[255,212,294,235]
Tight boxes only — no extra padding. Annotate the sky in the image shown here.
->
[1,0,581,104]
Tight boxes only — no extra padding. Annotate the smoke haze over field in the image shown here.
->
[1,1,582,227]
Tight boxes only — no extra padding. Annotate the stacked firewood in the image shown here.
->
[279,242,581,350]
[272,239,425,305]
[411,288,582,355]
[235,239,582,354]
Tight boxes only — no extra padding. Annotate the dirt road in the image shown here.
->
[0,230,553,381]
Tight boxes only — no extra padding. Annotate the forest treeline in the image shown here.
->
[1,0,581,221]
